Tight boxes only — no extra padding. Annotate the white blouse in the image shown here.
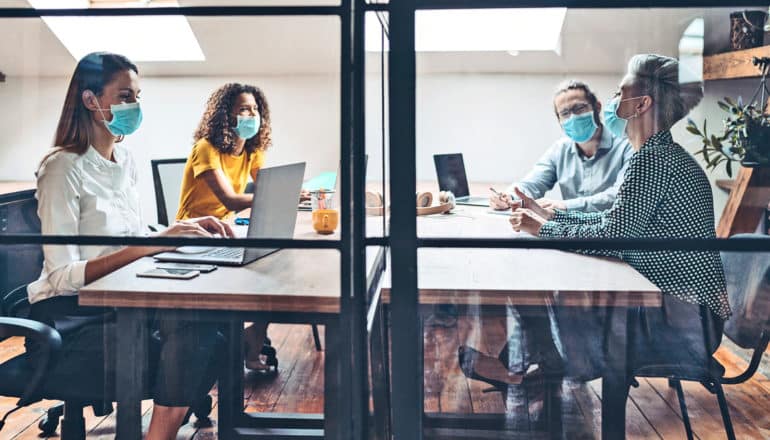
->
[27,145,144,304]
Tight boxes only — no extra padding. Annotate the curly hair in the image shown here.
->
[193,83,272,155]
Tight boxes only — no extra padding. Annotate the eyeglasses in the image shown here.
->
[557,102,591,119]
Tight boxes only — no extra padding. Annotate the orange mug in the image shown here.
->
[312,209,339,235]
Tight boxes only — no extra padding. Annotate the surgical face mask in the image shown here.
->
[603,96,641,139]
[95,101,143,137]
[235,115,260,140]
[561,111,598,143]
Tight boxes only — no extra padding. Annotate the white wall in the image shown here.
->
[0,74,340,224]
[0,71,729,224]
[366,72,622,196]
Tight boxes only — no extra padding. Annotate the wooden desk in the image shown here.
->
[80,212,385,440]
[383,205,661,307]
[380,205,662,439]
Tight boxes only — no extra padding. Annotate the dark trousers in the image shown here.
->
[498,295,724,381]
[27,296,223,407]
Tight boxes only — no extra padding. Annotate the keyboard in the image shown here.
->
[204,247,244,259]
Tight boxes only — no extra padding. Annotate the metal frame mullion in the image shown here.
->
[340,0,371,437]
[388,1,422,439]
[351,0,371,438]
[0,6,342,18]
[411,0,770,9]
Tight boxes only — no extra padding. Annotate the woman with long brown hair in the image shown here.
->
[27,52,232,440]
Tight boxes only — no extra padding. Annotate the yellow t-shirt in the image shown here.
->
[176,138,265,221]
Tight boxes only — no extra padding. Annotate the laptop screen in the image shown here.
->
[244,162,306,261]
[433,153,470,198]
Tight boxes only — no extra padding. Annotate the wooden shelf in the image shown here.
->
[703,45,770,81]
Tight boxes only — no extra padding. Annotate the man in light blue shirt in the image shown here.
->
[491,80,633,213]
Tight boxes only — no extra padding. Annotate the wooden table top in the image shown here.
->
[80,186,661,312]
[381,205,662,307]
[79,212,384,313]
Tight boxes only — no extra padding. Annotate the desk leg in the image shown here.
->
[601,309,631,440]
[116,308,147,440]
[324,317,344,439]
[218,318,244,439]
[370,305,392,440]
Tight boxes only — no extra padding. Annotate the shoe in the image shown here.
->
[246,344,278,375]
[458,346,524,392]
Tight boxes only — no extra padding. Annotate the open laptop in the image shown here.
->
[298,155,368,211]
[154,162,306,266]
[433,153,488,206]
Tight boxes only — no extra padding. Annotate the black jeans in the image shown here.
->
[498,294,724,381]
[27,296,223,407]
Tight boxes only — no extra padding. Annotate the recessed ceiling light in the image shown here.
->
[28,0,205,62]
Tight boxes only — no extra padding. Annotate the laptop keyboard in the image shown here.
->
[205,247,244,259]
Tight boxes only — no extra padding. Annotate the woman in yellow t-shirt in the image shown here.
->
[178,83,274,373]
[177,83,269,221]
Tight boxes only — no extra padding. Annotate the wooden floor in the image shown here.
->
[1,319,769,439]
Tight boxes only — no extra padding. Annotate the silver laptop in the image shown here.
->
[433,153,488,206]
[154,162,306,266]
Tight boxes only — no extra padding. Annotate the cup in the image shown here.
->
[311,190,338,235]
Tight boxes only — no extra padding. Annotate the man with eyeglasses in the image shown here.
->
[490,80,633,213]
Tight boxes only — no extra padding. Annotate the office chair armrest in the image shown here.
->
[0,317,62,406]
[722,329,770,385]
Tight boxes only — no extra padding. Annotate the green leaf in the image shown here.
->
[718,101,731,112]
[724,96,736,106]
[686,124,703,136]
[726,159,733,178]
[710,135,722,150]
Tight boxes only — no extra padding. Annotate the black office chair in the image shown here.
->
[150,158,187,226]
[152,159,323,352]
[629,233,770,440]
[0,190,213,438]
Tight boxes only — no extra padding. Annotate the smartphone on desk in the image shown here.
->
[136,268,200,279]
[155,263,218,273]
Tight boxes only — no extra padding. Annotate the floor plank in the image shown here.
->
[627,378,688,439]
[3,320,770,439]
[587,378,661,440]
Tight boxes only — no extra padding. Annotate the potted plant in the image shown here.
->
[687,96,770,177]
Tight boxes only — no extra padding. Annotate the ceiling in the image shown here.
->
[0,2,702,77]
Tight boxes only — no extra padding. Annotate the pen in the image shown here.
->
[489,187,503,198]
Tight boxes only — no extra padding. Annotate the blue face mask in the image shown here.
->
[235,115,260,140]
[603,96,642,139]
[561,112,597,143]
[97,102,143,137]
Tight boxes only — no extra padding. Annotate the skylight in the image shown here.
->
[28,0,205,62]
[366,8,567,53]
[678,18,703,83]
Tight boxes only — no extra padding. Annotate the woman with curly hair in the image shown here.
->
[177,83,276,373]
[177,82,272,220]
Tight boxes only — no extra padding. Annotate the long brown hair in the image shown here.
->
[193,83,272,156]
[52,52,138,155]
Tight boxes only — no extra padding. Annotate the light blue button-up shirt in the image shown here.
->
[506,127,634,212]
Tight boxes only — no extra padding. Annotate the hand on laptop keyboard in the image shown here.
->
[176,246,215,254]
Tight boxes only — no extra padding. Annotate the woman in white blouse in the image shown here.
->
[27,52,232,440]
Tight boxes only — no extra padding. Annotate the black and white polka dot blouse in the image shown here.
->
[540,130,731,320]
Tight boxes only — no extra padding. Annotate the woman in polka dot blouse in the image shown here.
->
[459,54,730,392]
